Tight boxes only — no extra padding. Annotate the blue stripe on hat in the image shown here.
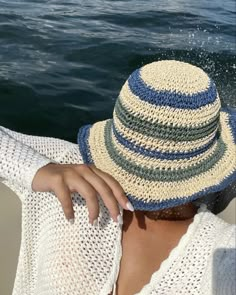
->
[77,124,93,164]
[126,169,236,210]
[128,68,217,109]
[112,122,218,160]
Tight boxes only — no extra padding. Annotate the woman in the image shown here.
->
[0,60,235,295]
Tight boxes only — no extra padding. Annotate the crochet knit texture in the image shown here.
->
[0,126,235,295]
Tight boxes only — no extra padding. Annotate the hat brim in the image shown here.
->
[77,107,236,211]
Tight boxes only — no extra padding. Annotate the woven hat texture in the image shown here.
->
[77,60,236,211]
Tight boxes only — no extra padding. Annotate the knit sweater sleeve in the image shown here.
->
[0,125,76,193]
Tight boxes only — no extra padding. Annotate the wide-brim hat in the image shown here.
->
[77,60,236,211]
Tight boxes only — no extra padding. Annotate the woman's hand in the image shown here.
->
[32,163,134,225]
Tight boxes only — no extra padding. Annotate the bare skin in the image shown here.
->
[111,203,198,295]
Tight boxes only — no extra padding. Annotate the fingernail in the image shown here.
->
[126,201,134,211]
[117,214,123,225]
[93,218,98,227]
[68,218,74,225]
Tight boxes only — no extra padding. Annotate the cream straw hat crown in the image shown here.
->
[77,60,236,211]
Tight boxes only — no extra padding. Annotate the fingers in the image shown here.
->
[49,163,134,227]
[53,173,100,225]
[76,165,121,222]
[68,174,100,225]
[88,164,134,212]
[53,177,75,224]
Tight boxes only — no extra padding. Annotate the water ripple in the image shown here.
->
[0,0,235,140]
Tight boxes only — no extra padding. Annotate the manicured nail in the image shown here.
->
[68,218,74,225]
[92,218,98,227]
[126,201,134,211]
[117,214,123,225]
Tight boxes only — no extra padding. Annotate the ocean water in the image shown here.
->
[0,0,235,142]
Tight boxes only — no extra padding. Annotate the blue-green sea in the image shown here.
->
[0,0,235,142]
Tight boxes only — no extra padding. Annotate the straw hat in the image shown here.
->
[77,60,236,211]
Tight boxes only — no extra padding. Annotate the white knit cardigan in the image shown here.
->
[0,125,235,295]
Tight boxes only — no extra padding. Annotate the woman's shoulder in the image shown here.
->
[197,210,236,294]
[188,207,235,249]
[200,209,235,247]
